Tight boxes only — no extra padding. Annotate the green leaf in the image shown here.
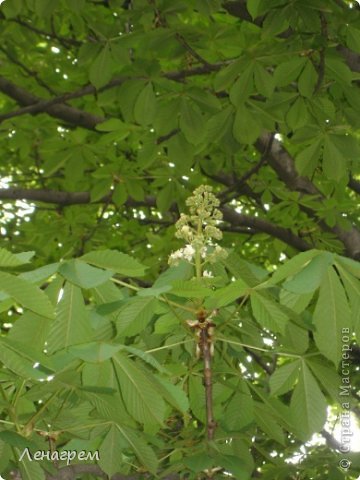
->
[116,425,158,473]
[247,0,263,19]
[95,118,131,140]
[286,97,308,130]
[153,261,193,288]
[47,282,93,353]
[99,425,128,477]
[184,453,213,472]
[156,182,174,213]
[254,64,274,97]
[269,360,301,396]
[68,342,122,362]
[137,285,172,297]
[90,177,112,202]
[274,57,307,87]
[0,271,54,319]
[313,266,351,366]
[18,455,45,480]
[0,338,54,380]
[154,311,178,334]
[89,44,114,88]
[253,402,285,445]
[215,454,251,479]
[298,60,318,98]
[283,252,334,294]
[189,374,206,422]
[323,135,348,181]
[153,375,189,413]
[113,352,165,427]
[347,25,360,53]
[121,345,170,374]
[269,250,320,285]
[112,183,128,207]
[290,362,327,440]
[296,138,323,176]
[80,249,146,277]
[326,58,353,86]
[8,312,51,351]
[59,260,113,289]
[336,264,360,342]
[233,105,261,144]
[0,248,34,267]
[205,278,248,308]
[116,296,157,337]
[179,100,205,145]
[307,358,340,403]
[134,82,156,125]
[170,279,212,298]
[251,291,288,333]
[280,289,313,313]
[213,59,242,91]
[20,263,59,284]
[224,392,254,430]
[229,64,254,104]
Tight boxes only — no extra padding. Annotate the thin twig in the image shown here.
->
[200,325,217,440]
[175,33,210,66]
[0,46,56,95]
[314,13,327,93]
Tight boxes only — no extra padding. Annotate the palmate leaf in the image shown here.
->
[268,249,320,285]
[283,252,334,294]
[253,402,285,445]
[0,271,54,319]
[117,424,158,474]
[99,424,128,477]
[18,454,45,480]
[80,249,146,277]
[68,342,123,363]
[59,260,113,289]
[224,392,254,431]
[112,353,166,428]
[116,296,157,337]
[250,291,288,334]
[8,312,51,351]
[269,360,301,396]
[290,362,327,440]
[206,278,248,308]
[0,339,53,380]
[47,282,93,353]
[336,263,360,342]
[313,266,351,366]
[0,248,34,267]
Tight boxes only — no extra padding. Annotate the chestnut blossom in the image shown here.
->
[168,185,227,267]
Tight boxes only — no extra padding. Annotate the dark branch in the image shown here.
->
[0,76,104,129]
[45,463,179,480]
[348,176,360,195]
[256,133,360,260]
[4,15,82,47]
[175,32,211,66]
[221,206,312,252]
[0,188,312,251]
[314,13,327,93]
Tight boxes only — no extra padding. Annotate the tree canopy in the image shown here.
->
[0,0,360,479]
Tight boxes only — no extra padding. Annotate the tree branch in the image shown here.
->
[0,187,312,251]
[348,176,360,195]
[256,133,360,260]
[0,76,104,129]
[2,15,82,47]
[221,205,312,252]
[44,463,180,480]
